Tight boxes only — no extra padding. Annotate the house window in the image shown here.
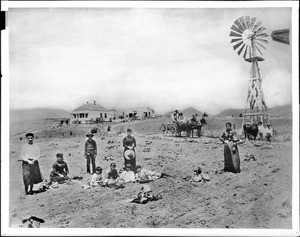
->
[100,113,102,118]
[105,113,107,118]
[85,113,88,118]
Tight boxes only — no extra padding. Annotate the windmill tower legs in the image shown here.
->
[242,57,269,127]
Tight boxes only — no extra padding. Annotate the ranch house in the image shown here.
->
[70,101,117,124]
[124,107,155,120]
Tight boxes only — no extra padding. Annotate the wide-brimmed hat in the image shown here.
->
[86,133,94,137]
[124,150,136,160]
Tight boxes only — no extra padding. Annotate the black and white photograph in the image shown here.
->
[1,1,299,236]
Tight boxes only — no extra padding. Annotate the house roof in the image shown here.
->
[73,103,109,112]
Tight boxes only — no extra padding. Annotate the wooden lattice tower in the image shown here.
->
[229,16,269,126]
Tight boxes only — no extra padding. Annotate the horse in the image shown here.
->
[174,112,208,138]
[189,113,208,138]
[176,121,191,137]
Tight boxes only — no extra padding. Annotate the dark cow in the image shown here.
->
[243,123,258,140]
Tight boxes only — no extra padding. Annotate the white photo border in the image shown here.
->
[1,1,299,236]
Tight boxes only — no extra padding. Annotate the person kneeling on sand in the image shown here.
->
[135,165,172,183]
[264,123,273,142]
[89,166,105,187]
[191,167,210,183]
[119,164,135,183]
[49,153,69,183]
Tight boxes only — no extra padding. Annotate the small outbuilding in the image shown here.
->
[124,107,155,120]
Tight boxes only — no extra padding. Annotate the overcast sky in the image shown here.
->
[9,7,292,115]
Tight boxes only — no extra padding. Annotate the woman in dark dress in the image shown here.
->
[220,122,240,173]
[122,129,137,172]
[50,153,69,183]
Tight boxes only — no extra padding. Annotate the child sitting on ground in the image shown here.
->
[89,166,105,187]
[102,162,124,189]
[119,164,135,183]
[49,153,69,183]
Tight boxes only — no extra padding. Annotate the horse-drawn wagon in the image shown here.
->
[160,123,177,136]
[160,112,208,138]
[160,119,207,138]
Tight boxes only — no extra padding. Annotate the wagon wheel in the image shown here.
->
[160,124,166,135]
[171,125,177,137]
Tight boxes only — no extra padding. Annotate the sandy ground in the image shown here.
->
[8,118,292,228]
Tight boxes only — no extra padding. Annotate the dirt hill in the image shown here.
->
[9,118,292,229]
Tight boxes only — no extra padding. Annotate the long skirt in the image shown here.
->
[22,161,43,186]
[223,142,240,173]
[123,149,136,172]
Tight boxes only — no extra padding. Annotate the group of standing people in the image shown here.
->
[19,120,273,194]
[20,128,140,194]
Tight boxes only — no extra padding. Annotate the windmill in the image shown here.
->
[229,16,290,127]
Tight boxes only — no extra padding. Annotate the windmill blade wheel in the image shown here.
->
[229,16,268,59]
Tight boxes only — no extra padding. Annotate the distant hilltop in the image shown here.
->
[163,107,210,118]
[10,108,70,122]
[214,104,292,119]
[9,104,292,122]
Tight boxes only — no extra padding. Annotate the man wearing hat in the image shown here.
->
[20,132,43,195]
[123,129,137,172]
[84,133,97,174]
[190,114,199,126]
[172,110,179,123]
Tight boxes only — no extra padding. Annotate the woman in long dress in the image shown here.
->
[20,133,43,195]
[220,122,240,173]
[123,129,137,172]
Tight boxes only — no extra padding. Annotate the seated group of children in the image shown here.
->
[48,153,170,188]
[89,162,169,188]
